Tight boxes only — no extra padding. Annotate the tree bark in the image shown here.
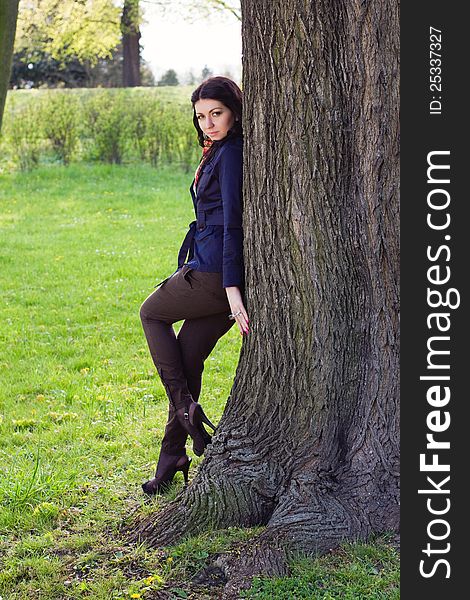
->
[0,0,20,131]
[129,0,399,593]
[121,0,141,87]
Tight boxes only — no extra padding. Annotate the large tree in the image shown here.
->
[129,0,399,595]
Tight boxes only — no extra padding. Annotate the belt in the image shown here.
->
[177,220,196,268]
[177,209,225,268]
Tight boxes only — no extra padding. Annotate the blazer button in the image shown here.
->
[197,225,205,231]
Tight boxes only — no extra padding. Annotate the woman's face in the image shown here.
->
[194,98,235,141]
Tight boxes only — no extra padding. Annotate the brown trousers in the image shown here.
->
[140,264,236,456]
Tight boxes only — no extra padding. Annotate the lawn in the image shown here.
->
[0,164,399,599]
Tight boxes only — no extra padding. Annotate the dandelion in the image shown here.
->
[130,594,141,599]
[12,418,37,430]
[33,502,59,518]
[47,412,78,423]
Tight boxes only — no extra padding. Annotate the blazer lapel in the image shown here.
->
[193,160,214,199]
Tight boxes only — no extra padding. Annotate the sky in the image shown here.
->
[140,3,242,84]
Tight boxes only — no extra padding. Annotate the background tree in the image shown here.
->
[10,51,90,89]
[200,64,213,81]
[12,0,132,87]
[155,0,240,22]
[157,68,179,86]
[11,0,240,90]
[183,69,197,85]
[129,0,399,595]
[9,46,155,89]
[121,0,141,86]
[0,0,20,130]
[13,0,121,66]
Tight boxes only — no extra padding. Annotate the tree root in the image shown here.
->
[125,465,275,547]
[125,496,192,547]
[124,474,398,598]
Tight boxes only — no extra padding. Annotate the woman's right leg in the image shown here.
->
[178,312,235,403]
[158,312,234,457]
[144,312,235,495]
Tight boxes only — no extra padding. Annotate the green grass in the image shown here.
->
[0,163,399,598]
[243,539,399,599]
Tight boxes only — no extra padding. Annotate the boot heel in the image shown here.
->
[200,408,216,431]
[189,402,217,431]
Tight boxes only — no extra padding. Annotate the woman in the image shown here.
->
[140,76,249,495]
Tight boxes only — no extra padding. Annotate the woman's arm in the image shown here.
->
[219,141,249,335]
[225,286,249,336]
[219,142,244,289]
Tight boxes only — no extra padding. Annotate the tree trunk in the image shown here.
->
[121,0,141,87]
[0,0,20,131]
[129,0,399,593]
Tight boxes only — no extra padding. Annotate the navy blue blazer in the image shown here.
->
[177,134,244,289]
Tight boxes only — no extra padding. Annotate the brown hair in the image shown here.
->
[191,76,243,148]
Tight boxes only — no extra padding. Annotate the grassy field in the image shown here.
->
[0,164,399,599]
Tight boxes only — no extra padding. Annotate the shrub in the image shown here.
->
[41,91,81,165]
[2,87,201,171]
[4,99,44,171]
[83,90,133,164]
[128,92,168,167]
[129,96,198,170]
[169,105,200,172]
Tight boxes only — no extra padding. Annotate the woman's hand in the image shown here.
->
[225,286,249,336]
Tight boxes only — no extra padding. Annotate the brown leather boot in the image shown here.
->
[142,451,192,496]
